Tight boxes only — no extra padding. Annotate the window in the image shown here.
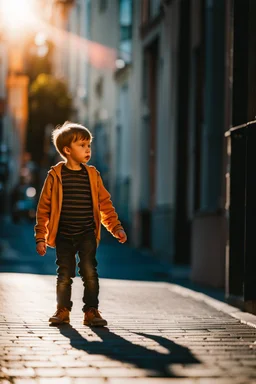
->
[119,0,133,63]
[141,0,161,25]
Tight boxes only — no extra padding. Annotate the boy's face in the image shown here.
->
[65,138,91,164]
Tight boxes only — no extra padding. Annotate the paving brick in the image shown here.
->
[34,368,65,377]
[72,380,107,384]
[13,380,38,384]
[21,355,50,361]
[38,379,72,384]
[1,362,25,369]
[1,355,22,361]
[64,367,101,377]
[100,367,159,377]
[109,380,196,384]
[24,361,58,368]
[1,367,35,377]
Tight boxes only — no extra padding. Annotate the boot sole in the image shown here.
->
[49,318,70,324]
[83,320,107,327]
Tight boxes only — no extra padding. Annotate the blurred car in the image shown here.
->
[11,184,37,223]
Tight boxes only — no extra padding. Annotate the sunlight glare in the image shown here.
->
[0,0,37,33]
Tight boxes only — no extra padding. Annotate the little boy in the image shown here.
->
[35,122,127,326]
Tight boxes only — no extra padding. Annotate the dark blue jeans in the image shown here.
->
[55,231,99,312]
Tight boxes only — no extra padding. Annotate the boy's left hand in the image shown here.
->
[115,230,127,244]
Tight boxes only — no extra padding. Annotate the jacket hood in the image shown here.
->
[48,161,64,182]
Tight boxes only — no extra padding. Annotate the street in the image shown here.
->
[0,220,256,383]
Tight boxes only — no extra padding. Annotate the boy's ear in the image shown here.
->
[63,146,71,155]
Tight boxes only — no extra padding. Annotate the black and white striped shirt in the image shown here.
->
[58,164,95,237]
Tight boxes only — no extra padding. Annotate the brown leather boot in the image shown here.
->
[83,307,107,327]
[49,308,70,324]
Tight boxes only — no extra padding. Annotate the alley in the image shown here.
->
[0,221,256,383]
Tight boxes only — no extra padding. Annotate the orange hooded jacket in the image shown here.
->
[34,162,123,248]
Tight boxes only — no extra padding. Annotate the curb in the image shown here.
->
[168,283,256,329]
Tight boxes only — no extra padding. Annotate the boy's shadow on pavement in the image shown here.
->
[56,324,200,377]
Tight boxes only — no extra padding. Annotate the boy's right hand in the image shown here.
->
[36,242,46,256]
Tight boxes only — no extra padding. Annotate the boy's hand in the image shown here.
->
[115,230,127,244]
[36,242,46,256]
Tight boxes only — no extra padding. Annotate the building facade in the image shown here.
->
[126,0,228,288]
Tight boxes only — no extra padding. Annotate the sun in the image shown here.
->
[0,0,38,33]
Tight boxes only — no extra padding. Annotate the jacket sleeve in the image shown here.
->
[98,173,123,236]
[34,173,53,243]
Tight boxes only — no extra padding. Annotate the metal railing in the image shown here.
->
[225,120,256,313]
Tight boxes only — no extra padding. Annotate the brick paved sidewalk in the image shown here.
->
[0,273,256,384]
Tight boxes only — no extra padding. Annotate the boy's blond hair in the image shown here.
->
[52,121,93,159]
